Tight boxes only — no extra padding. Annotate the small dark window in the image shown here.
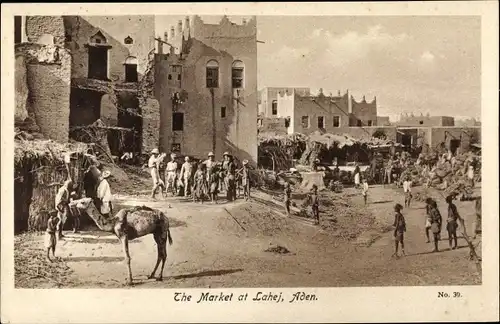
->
[14,16,22,44]
[301,116,310,128]
[232,60,244,88]
[206,60,219,88]
[318,116,325,129]
[367,120,373,126]
[172,112,184,131]
[177,74,181,81]
[95,38,102,44]
[221,106,226,118]
[125,64,138,82]
[124,36,133,44]
[168,74,172,80]
[357,120,362,127]
[271,100,278,115]
[419,120,424,125]
[285,117,291,128]
[333,116,340,127]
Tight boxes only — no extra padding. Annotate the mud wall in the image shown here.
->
[17,44,72,142]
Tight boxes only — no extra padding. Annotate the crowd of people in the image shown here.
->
[147,149,251,204]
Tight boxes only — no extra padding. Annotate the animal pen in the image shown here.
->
[14,138,93,233]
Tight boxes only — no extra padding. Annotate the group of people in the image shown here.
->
[147,149,251,203]
[45,165,114,262]
[391,194,466,258]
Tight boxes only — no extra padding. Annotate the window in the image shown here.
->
[177,74,181,81]
[357,120,362,127]
[221,106,226,118]
[367,120,373,126]
[88,46,108,80]
[333,116,340,128]
[168,74,172,80]
[271,100,278,115]
[15,16,22,44]
[124,36,133,45]
[206,60,219,88]
[232,60,244,88]
[172,112,184,131]
[301,116,310,129]
[419,120,424,125]
[124,56,138,82]
[318,116,325,129]
[285,117,291,128]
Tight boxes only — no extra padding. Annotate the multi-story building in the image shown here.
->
[395,113,455,127]
[258,87,311,117]
[276,89,378,135]
[16,15,157,153]
[154,15,258,163]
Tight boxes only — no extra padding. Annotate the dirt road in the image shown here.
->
[17,185,481,288]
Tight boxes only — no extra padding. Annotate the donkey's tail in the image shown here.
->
[167,227,173,245]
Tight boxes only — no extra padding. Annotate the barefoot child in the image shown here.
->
[403,176,412,208]
[392,203,406,257]
[362,178,369,205]
[284,182,292,215]
[45,210,60,262]
[446,195,462,250]
[309,184,320,225]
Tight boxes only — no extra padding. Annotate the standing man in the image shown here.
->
[241,159,251,201]
[165,153,178,196]
[96,170,113,216]
[429,200,442,252]
[225,153,237,201]
[221,152,231,194]
[204,152,217,183]
[148,148,163,199]
[403,176,412,208]
[55,179,73,239]
[180,156,193,197]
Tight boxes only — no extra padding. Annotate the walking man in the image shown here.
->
[429,200,442,252]
[403,176,412,208]
[392,203,406,258]
[165,153,178,196]
[148,148,164,199]
[180,156,193,197]
[446,195,462,250]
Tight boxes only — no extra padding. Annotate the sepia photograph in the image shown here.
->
[2,2,499,323]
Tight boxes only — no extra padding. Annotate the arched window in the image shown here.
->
[124,56,138,82]
[206,60,219,88]
[232,60,244,88]
[124,36,133,44]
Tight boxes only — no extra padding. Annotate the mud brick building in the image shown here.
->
[258,87,311,117]
[154,16,258,163]
[395,113,455,127]
[15,15,160,155]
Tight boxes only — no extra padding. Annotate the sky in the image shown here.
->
[156,16,481,121]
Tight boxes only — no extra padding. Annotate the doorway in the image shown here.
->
[401,135,412,147]
[449,139,461,154]
[88,46,108,80]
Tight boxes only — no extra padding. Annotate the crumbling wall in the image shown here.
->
[20,43,71,142]
[26,16,66,46]
[139,49,160,153]
[15,54,30,123]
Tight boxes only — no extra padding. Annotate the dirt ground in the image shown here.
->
[15,177,482,288]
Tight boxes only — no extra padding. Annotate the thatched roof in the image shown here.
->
[14,139,89,165]
[259,131,400,150]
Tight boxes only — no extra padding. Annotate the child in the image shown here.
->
[362,178,369,205]
[392,203,406,257]
[241,160,250,201]
[69,183,81,233]
[446,195,461,250]
[309,184,320,225]
[424,198,434,243]
[208,165,220,204]
[284,182,292,215]
[429,200,442,252]
[45,210,61,262]
[193,163,208,203]
[403,176,412,208]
